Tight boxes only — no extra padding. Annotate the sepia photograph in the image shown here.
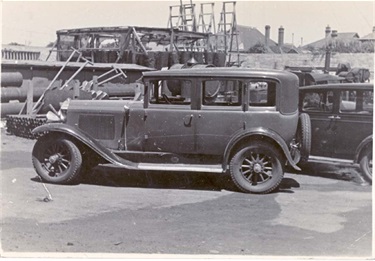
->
[1,0,373,259]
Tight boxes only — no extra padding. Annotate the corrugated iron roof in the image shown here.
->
[360,32,375,41]
[304,32,360,49]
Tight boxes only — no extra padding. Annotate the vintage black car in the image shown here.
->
[31,67,311,194]
[299,83,373,182]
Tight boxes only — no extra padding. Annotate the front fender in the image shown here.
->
[354,135,373,163]
[223,127,301,171]
[32,123,138,169]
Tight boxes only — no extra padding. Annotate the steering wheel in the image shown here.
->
[162,94,172,104]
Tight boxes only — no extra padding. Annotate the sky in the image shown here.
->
[1,0,374,47]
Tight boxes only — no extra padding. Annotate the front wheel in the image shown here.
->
[359,146,372,183]
[229,142,284,194]
[32,135,83,184]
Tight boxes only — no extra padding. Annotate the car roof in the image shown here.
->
[142,67,297,80]
[300,83,374,91]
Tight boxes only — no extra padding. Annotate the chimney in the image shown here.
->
[278,26,284,46]
[265,25,270,47]
[325,25,331,37]
[331,30,338,38]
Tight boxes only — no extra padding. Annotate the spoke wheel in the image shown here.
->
[230,142,284,194]
[360,146,372,184]
[32,135,82,184]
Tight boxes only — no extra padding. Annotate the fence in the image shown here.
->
[2,49,41,61]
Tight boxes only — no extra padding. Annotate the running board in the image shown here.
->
[308,156,355,165]
[137,163,224,173]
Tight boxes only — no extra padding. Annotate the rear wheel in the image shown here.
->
[32,135,82,184]
[229,142,284,194]
[359,146,372,183]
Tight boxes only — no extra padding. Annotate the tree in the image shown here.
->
[8,42,24,46]
[247,43,267,53]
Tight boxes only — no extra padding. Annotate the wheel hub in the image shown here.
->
[48,154,60,164]
[253,163,263,173]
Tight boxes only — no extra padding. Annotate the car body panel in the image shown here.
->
[33,67,302,171]
[300,83,373,161]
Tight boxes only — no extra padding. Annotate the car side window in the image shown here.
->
[149,79,191,105]
[248,81,276,107]
[302,91,333,112]
[202,80,241,106]
[362,91,373,114]
[339,90,373,114]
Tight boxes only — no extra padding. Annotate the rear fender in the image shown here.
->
[354,135,372,163]
[32,123,138,169]
[223,127,301,171]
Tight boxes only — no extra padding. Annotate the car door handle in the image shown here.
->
[183,114,194,127]
[328,115,341,120]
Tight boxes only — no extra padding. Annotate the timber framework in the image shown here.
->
[47,26,227,69]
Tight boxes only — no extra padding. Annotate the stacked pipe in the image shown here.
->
[6,115,47,139]
[1,72,137,118]
[1,72,27,117]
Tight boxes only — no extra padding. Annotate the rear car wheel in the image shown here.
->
[32,135,82,184]
[229,142,284,194]
[359,146,372,183]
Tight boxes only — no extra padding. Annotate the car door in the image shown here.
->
[195,78,244,155]
[331,89,373,159]
[301,89,336,157]
[142,78,197,154]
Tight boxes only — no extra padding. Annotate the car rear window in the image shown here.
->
[248,81,276,107]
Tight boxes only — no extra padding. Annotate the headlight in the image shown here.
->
[46,98,70,123]
[59,98,71,122]
[60,98,71,111]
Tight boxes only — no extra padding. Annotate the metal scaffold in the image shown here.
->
[216,1,240,66]
[168,0,239,66]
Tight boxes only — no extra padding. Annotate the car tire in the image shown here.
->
[359,146,372,183]
[297,113,311,163]
[229,142,284,194]
[32,135,83,184]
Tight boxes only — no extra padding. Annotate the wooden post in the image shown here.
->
[93,76,98,91]
[73,81,80,99]
[26,80,34,114]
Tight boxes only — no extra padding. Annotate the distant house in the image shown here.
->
[359,27,375,43]
[304,26,360,49]
[235,25,298,53]
[236,25,277,52]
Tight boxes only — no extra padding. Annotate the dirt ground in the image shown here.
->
[0,128,373,258]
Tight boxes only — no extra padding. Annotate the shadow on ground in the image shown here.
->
[30,161,370,192]
[287,161,370,186]
[31,164,301,194]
